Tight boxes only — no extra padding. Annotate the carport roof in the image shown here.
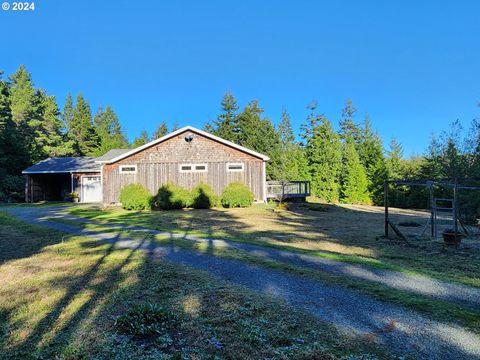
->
[22,157,101,174]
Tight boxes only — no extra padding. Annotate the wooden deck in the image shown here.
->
[266,181,310,200]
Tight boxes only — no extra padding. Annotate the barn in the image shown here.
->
[23,126,269,204]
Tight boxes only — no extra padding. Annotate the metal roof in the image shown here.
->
[22,157,101,174]
[94,148,130,162]
[105,126,270,164]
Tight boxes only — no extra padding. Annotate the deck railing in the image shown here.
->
[266,181,310,200]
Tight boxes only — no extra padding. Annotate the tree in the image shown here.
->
[301,103,342,202]
[92,105,128,156]
[33,90,68,157]
[277,110,309,180]
[210,92,240,142]
[132,129,149,148]
[339,98,361,143]
[386,138,404,179]
[236,100,281,179]
[62,93,75,133]
[340,137,370,204]
[68,94,98,156]
[152,121,168,139]
[357,115,388,204]
[8,65,37,159]
[172,120,180,131]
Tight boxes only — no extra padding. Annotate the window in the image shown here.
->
[119,165,137,174]
[179,164,208,173]
[226,163,244,172]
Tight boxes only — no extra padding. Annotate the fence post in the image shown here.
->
[384,180,389,238]
[453,178,458,239]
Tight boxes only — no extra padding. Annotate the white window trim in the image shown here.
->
[226,162,245,172]
[179,163,208,173]
[119,164,137,174]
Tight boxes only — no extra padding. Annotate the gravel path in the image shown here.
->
[18,205,480,310]
[3,206,480,360]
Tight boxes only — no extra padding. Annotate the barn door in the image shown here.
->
[82,176,102,203]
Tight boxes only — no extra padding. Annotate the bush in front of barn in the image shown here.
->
[119,183,152,210]
[152,183,192,210]
[191,183,219,209]
[221,182,254,208]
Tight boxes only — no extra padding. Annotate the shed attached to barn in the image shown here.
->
[23,126,270,204]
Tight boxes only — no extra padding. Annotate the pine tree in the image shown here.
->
[62,93,75,133]
[92,105,128,156]
[209,92,240,142]
[33,90,66,158]
[386,138,404,179]
[132,129,149,148]
[301,103,342,202]
[8,65,37,159]
[152,121,168,139]
[172,120,180,131]
[68,94,98,156]
[339,99,361,142]
[277,110,309,180]
[340,137,370,204]
[357,115,387,204]
[236,101,282,179]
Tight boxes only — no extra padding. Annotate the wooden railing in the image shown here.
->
[266,181,310,200]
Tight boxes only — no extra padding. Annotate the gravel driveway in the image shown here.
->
[3,206,480,360]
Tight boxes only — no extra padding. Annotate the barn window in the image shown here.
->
[179,164,208,173]
[226,163,244,172]
[119,165,137,174]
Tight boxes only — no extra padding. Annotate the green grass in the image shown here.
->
[66,205,480,288]
[46,218,480,333]
[0,211,388,359]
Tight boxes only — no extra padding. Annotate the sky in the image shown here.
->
[1,0,479,156]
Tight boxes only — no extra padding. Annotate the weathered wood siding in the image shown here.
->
[103,130,265,204]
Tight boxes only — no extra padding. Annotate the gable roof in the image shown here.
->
[101,126,270,164]
[94,148,130,162]
[22,157,100,174]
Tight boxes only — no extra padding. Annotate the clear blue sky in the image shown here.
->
[1,0,479,156]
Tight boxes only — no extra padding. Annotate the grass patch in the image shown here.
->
[43,217,480,333]
[66,205,480,288]
[0,211,387,359]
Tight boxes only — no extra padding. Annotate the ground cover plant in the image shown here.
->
[0,211,388,359]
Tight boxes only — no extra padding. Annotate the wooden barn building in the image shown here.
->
[23,126,269,204]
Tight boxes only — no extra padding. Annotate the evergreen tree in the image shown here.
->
[68,94,98,156]
[92,105,128,155]
[62,93,75,133]
[386,138,404,179]
[277,110,309,180]
[301,103,342,202]
[172,120,180,131]
[357,115,388,204]
[236,101,281,179]
[339,99,361,143]
[211,92,240,142]
[340,137,370,204]
[8,65,37,159]
[132,129,149,148]
[152,121,168,139]
[33,90,67,158]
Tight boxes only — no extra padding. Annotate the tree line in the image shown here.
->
[1,65,479,207]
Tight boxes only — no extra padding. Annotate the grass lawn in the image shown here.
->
[67,202,480,288]
[0,211,386,359]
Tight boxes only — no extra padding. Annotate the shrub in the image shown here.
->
[119,183,152,210]
[115,303,175,337]
[191,183,219,209]
[221,182,254,208]
[152,183,191,210]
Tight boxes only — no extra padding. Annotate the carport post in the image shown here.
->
[70,172,74,193]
